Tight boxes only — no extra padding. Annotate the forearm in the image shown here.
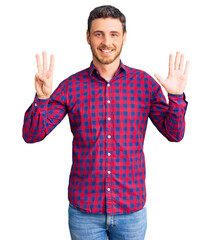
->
[22,80,67,143]
[150,93,188,142]
[163,93,188,141]
[22,95,50,143]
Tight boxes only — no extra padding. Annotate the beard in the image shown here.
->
[90,41,124,65]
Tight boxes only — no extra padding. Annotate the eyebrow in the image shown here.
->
[93,30,120,34]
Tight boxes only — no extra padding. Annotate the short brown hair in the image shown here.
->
[88,5,126,34]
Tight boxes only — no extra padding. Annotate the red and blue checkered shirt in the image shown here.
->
[23,60,188,215]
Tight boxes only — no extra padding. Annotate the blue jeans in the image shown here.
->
[68,202,147,240]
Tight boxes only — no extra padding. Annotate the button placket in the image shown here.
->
[105,82,113,211]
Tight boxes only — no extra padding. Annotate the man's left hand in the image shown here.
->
[154,51,189,95]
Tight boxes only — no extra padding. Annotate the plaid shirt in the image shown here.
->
[23,60,188,215]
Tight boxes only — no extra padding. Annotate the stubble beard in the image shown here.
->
[90,42,123,65]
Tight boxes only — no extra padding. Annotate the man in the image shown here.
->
[22,5,189,240]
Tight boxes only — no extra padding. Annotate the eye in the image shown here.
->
[111,33,119,37]
[95,33,102,37]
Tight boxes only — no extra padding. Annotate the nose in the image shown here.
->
[101,34,112,47]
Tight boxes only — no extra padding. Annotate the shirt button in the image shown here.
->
[107,83,110,87]
[107,100,111,104]
[108,153,111,156]
[108,135,111,139]
[107,188,110,191]
[108,170,111,174]
[35,103,37,107]
[108,117,111,121]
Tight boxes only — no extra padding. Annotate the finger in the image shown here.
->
[35,54,42,73]
[35,73,39,79]
[49,54,55,73]
[184,60,190,77]
[179,54,184,72]
[35,73,46,82]
[42,51,48,72]
[154,74,165,85]
[174,51,181,70]
[169,53,174,74]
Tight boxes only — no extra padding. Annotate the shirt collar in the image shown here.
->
[89,60,127,77]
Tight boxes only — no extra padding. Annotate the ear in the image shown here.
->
[123,30,127,45]
[86,30,90,45]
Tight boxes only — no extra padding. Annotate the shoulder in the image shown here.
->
[59,66,90,87]
[68,67,90,81]
[123,63,155,83]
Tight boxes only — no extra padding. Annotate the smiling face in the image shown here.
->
[87,18,127,65]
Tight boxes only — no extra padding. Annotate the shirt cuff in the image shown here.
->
[32,93,50,113]
[168,92,188,108]
[168,93,184,98]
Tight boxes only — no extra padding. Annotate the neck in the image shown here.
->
[93,57,120,79]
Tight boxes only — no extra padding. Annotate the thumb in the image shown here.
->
[154,74,165,86]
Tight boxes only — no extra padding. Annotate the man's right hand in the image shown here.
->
[35,51,55,99]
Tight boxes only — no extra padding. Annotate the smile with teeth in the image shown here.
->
[100,49,113,54]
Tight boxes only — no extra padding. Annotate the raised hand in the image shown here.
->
[35,51,55,99]
[154,51,189,95]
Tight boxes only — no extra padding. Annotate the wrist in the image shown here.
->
[37,95,50,100]
[168,92,183,96]
[167,91,183,95]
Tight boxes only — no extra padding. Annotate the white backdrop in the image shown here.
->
[1,0,210,239]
